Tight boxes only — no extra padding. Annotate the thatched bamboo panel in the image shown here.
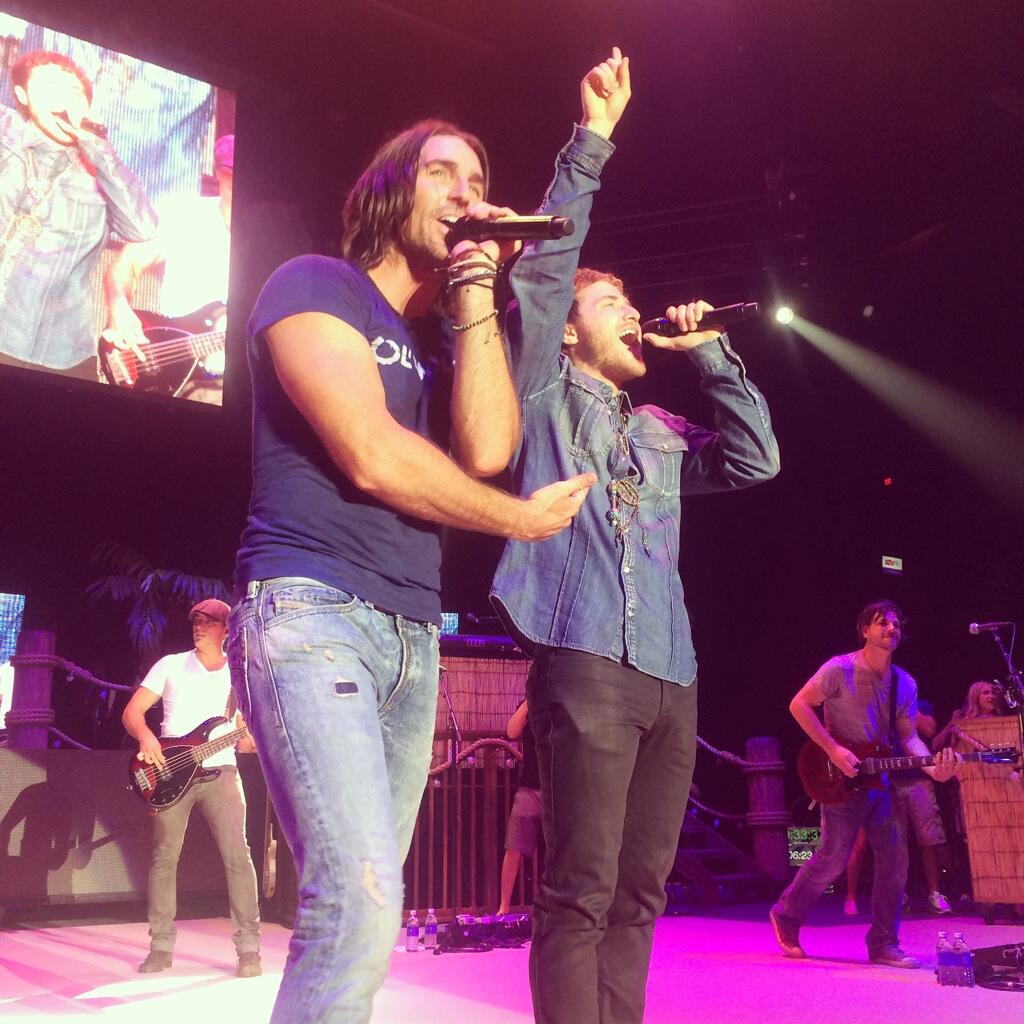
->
[433,655,531,767]
[957,716,1024,903]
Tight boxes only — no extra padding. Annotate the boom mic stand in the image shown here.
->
[437,666,466,942]
[986,626,1023,770]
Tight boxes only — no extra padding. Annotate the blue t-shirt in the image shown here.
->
[236,254,454,624]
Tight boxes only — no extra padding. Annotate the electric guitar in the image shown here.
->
[128,716,247,811]
[99,301,226,398]
[798,738,1018,805]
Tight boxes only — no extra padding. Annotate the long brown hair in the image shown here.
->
[341,120,489,271]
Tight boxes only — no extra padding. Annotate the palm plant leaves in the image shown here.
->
[86,542,230,658]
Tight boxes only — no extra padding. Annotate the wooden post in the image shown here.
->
[743,736,791,881]
[8,630,56,750]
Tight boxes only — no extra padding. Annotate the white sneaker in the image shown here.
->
[843,898,858,916]
[928,891,952,914]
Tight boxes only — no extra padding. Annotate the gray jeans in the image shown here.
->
[772,786,907,955]
[147,766,261,954]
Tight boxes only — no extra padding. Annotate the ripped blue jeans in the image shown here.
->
[228,578,439,1024]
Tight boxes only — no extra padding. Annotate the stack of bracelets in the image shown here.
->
[449,250,500,335]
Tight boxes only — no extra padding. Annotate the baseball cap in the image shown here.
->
[214,134,234,171]
[189,598,231,623]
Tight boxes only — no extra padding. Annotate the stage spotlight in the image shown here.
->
[774,306,795,325]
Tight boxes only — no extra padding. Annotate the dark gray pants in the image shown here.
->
[528,648,698,1024]
[147,766,261,955]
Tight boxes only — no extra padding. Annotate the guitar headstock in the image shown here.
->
[978,746,1020,765]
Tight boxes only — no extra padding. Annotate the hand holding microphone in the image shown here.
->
[53,108,108,141]
[443,213,574,243]
[642,302,760,338]
[641,300,728,351]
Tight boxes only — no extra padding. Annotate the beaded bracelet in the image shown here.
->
[448,267,497,289]
[451,308,498,333]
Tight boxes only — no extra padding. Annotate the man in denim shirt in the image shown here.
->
[0,51,156,377]
[490,52,780,1024]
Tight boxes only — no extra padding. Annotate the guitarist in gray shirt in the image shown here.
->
[770,599,959,968]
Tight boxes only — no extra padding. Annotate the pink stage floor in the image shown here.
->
[2,902,1023,1022]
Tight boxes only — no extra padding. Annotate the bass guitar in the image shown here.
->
[128,715,247,811]
[798,738,1018,805]
[99,302,225,398]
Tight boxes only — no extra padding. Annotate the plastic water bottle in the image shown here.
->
[405,910,420,952]
[952,932,975,987]
[424,908,438,950]
[935,931,955,985]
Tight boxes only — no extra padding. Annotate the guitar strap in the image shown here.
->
[889,665,900,747]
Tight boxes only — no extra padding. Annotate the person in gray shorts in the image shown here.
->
[846,698,952,915]
[498,695,542,915]
[892,699,951,913]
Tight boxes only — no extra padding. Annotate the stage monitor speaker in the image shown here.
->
[0,749,232,908]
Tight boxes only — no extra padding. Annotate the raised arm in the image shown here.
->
[642,302,780,492]
[266,312,594,540]
[506,48,630,401]
[445,205,523,477]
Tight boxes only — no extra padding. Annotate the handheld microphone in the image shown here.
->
[80,117,109,139]
[969,621,1013,635]
[54,110,108,139]
[442,215,574,242]
[641,302,760,337]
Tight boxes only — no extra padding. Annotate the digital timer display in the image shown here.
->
[787,826,823,867]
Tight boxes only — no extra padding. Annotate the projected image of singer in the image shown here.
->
[102,134,234,405]
[0,51,157,378]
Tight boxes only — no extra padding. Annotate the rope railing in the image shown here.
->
[428,736,522,776]
[688,794,747,822]
[48,726,92,750]
[3,706,94,750]
[696,734,758,770]
[10,653,135,692]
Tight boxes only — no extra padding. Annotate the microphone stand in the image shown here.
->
[437,666,465,938]
[987,629,1024,766]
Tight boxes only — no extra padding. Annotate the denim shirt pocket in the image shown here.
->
[48,176,106,244]
[561,385,613,464]
[631,430,688,498]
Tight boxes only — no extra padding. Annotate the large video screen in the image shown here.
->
[0,13,234,405]
[0,591,24,729]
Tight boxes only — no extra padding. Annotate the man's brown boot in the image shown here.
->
[236,951,262,978]
[137,950,173,973]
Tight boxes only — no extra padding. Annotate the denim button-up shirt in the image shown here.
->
[0,106,157,368]
[490,125,780,686]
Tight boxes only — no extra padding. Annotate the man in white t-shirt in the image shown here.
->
[121,598,261,977]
